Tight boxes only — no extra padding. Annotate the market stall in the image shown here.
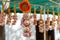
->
[0,0,60,40]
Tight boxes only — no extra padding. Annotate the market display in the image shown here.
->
[0,0,60,40]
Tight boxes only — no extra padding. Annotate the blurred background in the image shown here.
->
[0,0,60,14]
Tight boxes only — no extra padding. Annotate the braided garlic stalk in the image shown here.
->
[6,4,12,25]
[39,7,44,33]
[46,9,50,30]
[22,14,32,37]
[33,8,37,25]
[57,12,60,30]
[21,12,32,37]
[12,2,17,25]
[2,2,6,21]
[0,2,6,26]
[51,11,56,30]
[0,14,5,26]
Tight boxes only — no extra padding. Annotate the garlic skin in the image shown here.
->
[6,14,12,25]
[12,13,17,25]
[39,19,44,33]
[0,13,6,26]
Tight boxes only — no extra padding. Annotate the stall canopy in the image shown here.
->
[0,0,60,14]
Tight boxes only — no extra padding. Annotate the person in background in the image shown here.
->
[46,21,55,40]
[36,21,44,40]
